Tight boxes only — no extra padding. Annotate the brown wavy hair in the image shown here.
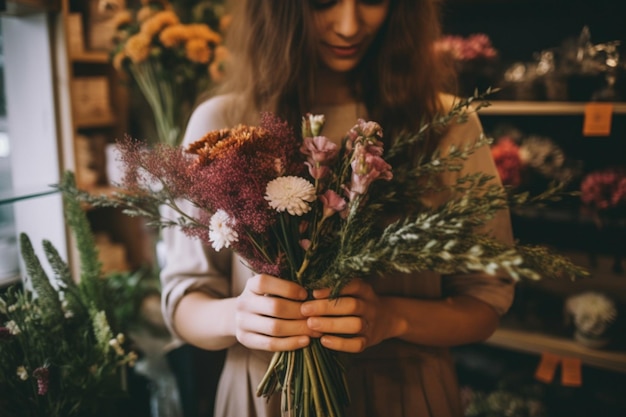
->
[214,0,455,140]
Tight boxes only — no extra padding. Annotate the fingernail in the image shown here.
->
[299,336,310,346]
[321,336,332,347]
[308,318,320,329]
[301,303,312,315]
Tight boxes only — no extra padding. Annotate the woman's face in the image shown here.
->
[311,0,391,73]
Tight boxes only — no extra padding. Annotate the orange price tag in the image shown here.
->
[534,351,561,384]
[561,356,583,387]
[583,103,613,136]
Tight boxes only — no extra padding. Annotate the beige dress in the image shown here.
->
[160,94,515,417]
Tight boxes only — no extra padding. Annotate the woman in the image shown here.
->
[160,0,515,416]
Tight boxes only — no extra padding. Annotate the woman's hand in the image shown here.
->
[301,279,402,353]
[235,274,321,352]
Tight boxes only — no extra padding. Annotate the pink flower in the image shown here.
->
[0,327,11,340]
[319,189,347,219]
[347,145,392,199]
[300,136,339,164]
[345,119,384,155]
[581,168,626,210]
[434,33,497,61]
[33,367,49,396]
[305,161,330,180]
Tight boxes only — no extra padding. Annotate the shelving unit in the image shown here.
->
[444,3,626,412]
[487,327,626,374]
[481,100,626,115]
[54,0,154,275]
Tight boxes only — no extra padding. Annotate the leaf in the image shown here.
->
[18,233,64,324]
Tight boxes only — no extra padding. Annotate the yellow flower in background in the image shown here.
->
[219,14,232,32]
[185,38,212,64]
[140,10,179,38]
[136,6,157,23]
[124,33,151,63]
[159,24,188,47]
[209,45,230,82]
[112,9,133,28]
[187,23,222,44]
[112,50,125,71]
[109,0,231,146]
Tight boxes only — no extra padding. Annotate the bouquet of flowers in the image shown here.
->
[580,167,626,211]
[490,137,523,188]
[110,0,230,146]
[57,93,587,417]
[435,34,500,98]
[0,189,137,417]
[434,33,498,63]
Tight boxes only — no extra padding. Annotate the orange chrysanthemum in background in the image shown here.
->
[109,0,231,146]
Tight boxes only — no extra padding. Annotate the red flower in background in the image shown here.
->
[491,137,523,187]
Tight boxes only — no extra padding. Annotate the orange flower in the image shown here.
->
[219,14,232,33]
[187,125,270,164]
[209,45,230,82]
[187,24,222,45]
[112,50,127,70]
[160,24,188,47]
[140,10,179,38]
[185,38,212,64]
[111,10,133,29]
[187,128,233,165]
[208,125,269,160]
[124,33,152,63]
[136,5,157,23]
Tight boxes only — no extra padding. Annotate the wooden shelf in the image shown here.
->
[70,50,110,64]
[1,0,60,16]
[74,113,117,129]
[486,327,626,373]
[479,101,626,116]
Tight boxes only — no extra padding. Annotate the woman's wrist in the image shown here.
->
[174,292,239,350]
[379,296,409,341]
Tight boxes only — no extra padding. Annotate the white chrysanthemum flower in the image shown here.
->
[209,209,238,251]
[16,366,28,381]
[265,176,316,216]
[6,320,20,335]
[519,135,565,178]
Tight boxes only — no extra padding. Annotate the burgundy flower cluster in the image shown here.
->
[434,33,498,62]
[580,167,626,210]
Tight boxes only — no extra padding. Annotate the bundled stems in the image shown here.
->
[257,340,349,417]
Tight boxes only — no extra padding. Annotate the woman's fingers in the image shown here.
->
[238,291,305,319]
[247,274,308,300]
[307,315,367,335]
[236,331,311,352]
[319,334,368,353]
[301,279,394,353]
[234,274,319,351]
[237,310,321,338]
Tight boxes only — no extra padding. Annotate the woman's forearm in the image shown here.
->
[173,291,238,351]
[382,294,500,347]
